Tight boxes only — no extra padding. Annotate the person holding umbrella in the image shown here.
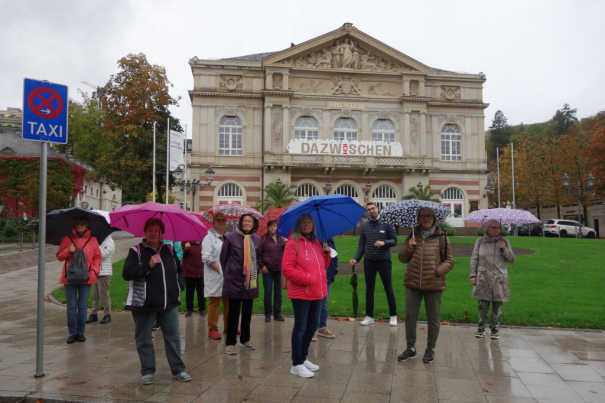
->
[282,214,332,378]
[470,219,515,339]
[397,208,454,364]
[56,217,102,344]
[260,220,287,322]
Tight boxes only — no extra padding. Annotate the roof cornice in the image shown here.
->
[188,90,262,101]
[428,101,490,109]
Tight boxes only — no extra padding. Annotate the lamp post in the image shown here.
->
[484,185,495,204]
[276,178,282,186]
[326,181,332,195]
[561,173,596,239]
[365,182,372,197]
[174,166,215,212]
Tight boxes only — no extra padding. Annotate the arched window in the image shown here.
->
[296,183,320,201]
[219,116,243,156]
[334,184,359,201]
[294,117,319,140]
[372,185,397,210]
[333,118,358,142]
[217,183,244,204]
[441,124,461,161]
[442,187,465,223]
[372,119,395,143]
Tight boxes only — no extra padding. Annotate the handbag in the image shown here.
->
[65,237,92,284]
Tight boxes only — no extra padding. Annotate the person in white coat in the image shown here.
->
[87,234,115,324]
[202,212,229,340]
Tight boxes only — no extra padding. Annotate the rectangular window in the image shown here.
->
[218,127,243,156]
[334,131,357,142]
[372,132,395,143]
[441,134,461,161]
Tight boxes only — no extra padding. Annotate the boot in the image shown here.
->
[86,314,98,323]
[100,315,111,324]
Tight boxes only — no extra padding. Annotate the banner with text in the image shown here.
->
[169,130,185,171]
[286,139,403,157]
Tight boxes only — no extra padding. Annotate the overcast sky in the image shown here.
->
[3,0,604,134]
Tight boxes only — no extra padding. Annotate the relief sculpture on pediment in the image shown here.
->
[440,86,461,102]
[219,75,243,92]
[331,75,361,96]
[368,84,393,96]
[298,80,323,93]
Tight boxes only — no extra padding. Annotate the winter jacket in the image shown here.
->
[469,236,515,302]
[398,226,454,291]
[181,240,204,277]
[202,228,224,298]
[163,240,183,260]
[99,235,115,276]
[122,240,185,311]
[326,238,339,283]
[57,229,102,285]
[260,234,286,272]
[220,231,263,300]
[353,217,397,262]
[282,236,331,301]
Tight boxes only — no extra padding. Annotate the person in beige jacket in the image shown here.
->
[397,208,454,364]
[470,219,515,340]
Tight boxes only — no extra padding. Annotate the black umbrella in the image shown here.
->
[45,207,114,245]
[350,264,359,319]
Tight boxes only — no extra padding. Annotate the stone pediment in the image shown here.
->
[264,23,429,74]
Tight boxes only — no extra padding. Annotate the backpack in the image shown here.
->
[66,237,92,284]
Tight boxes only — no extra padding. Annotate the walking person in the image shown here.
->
[56,217,102,344]
[397,208,454,364]
[349,202,398,326]
[220,214,263,355]
[282,214,332,378]
[202,211,229,340]
[87,234,115,324]
[470,219,515,339]
[122,218,191,385]
[260,220,286,322]
[181,239,206,317]
[317,237,338,339]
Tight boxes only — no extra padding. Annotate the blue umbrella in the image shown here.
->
[276,195,366,241]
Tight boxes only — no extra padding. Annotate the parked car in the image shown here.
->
[543,219,597,238]
[518,222,543,236]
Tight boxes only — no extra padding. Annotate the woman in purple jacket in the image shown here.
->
[220,214,263,355]
[260,220,287,322]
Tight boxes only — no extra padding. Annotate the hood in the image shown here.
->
[237,214,259,235]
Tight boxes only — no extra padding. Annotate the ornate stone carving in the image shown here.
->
[272,109,283,148]
[440,86,461,102]
[290,107,323,118]
[287,37,413,73]
[410,117,420,152]
[330,109,361,120]
[438,115,466,130]
[331,75,361,96]
[410,81,418,96]
[368,111,401,122]
[298,80,323,93]
[368,84,393,96]
[219,75,243,92]
[215,106,246,119]
[273,75,282,90]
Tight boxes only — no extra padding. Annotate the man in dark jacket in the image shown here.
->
[181,240,206,317]
[350,202,398,327]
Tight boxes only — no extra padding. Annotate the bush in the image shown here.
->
[477,224,509,237]
[436,221,456,236]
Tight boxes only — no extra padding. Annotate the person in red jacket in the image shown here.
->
[181,240,206,317]
[56,217,102,344]
[282,214,331,378]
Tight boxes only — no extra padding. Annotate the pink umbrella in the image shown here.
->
[187,211,212,227]
[464,208,540,225]
[109,202,209,241]
[202,203,263,227]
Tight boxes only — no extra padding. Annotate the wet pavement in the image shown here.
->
[0,238,604,402]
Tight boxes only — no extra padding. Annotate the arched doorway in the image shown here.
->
[372,185,397,211]
[217,183,244,204]
[442,187,465,227]
[296,183,320,201]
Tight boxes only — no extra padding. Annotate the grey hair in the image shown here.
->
[483,219,500,230]
[291,213,316,242]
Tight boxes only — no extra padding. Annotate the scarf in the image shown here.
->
[236,228,257,290]
[420,226,436,240]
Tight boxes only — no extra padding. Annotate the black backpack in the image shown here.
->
[66,237,92,284]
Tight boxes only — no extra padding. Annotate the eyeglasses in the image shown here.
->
[418,215,433,220]
[215,219,226,223]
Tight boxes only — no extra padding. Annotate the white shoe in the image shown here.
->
[360,316,374,326]
[290,364,314,378]
[390,316,398,326]
[304,360,319,372]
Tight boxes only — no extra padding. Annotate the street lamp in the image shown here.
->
[276,178,282,186]
[326,181,332,195]
[365,182,372,196]
[561,172,596,239]
[174,166,215,212]
[483,185,495,198]
[417,181,423,190]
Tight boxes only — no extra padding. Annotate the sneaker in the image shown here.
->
[311,334,317,342]
[317,327,335,338]
[475,330,485,338]
[490,331,499,339]
[274,314,285,321]
[172,372,192,382]
[397,347,417,361]
[225,345,237,355]
[389,316,398,326]
[199,310,206,317]
[290,364,314,378]
[185,311,192,318]
[361,316,374,326]
[265,315,271,323]
[423,348,435,364]
[141,374,153,385]
[152,323,161,331]
[304,360,319,372]
[239,341,255,350]
[76,333,86,342]
[208,330,222,340]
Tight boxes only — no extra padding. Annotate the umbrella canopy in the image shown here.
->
[45,207,114,245]
[187,211,213,226]
[276,195,365,241]
[257,202,300,236]
[350,264,359,318]
[381,199,450,228]
[109,202,209,242]
[201,203,264,227]
[464,208,540,225]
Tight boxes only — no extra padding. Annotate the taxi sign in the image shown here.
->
[22,78,68,144]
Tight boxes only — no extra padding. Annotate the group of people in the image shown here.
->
[56,202,515,384]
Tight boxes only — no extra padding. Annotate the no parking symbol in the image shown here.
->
[28,87,64,119]
[22,78,68,144]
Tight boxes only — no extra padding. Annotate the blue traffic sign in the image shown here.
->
[22,78,68,144]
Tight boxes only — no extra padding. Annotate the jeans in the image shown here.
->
[319,282,333,329]
[364,259,397,317]
[226,298,253,346]
[185,277,206,312]
[291,298,322,366]
[262,270,282,317]
[131,307,185,376]
[404,287,443,350]
[64,284,91,335]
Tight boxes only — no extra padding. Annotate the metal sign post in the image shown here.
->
[22,78,69,378]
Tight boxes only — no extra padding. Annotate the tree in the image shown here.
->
[402,184,441,202]
[486,110,514,160]
[145,189,175,204]
[255,183,298,213]
[550,103,579,137]
[584,111,605,195]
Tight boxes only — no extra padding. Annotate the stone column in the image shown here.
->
[403,109,410,155]
[283,72,290,90]
[282,105,290,153]
[266,71,273,90]
[264,103,272,152]
[419,79,425,97]
[403,79,410,96]
[420,111,427,156]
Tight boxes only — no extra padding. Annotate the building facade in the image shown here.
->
[187,23,489,227]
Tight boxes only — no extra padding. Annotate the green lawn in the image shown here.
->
[53,236,605,329]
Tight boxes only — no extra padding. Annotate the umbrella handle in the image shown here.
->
[352,264,355,274]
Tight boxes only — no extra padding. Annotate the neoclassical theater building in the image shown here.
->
[187,23,489,227]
